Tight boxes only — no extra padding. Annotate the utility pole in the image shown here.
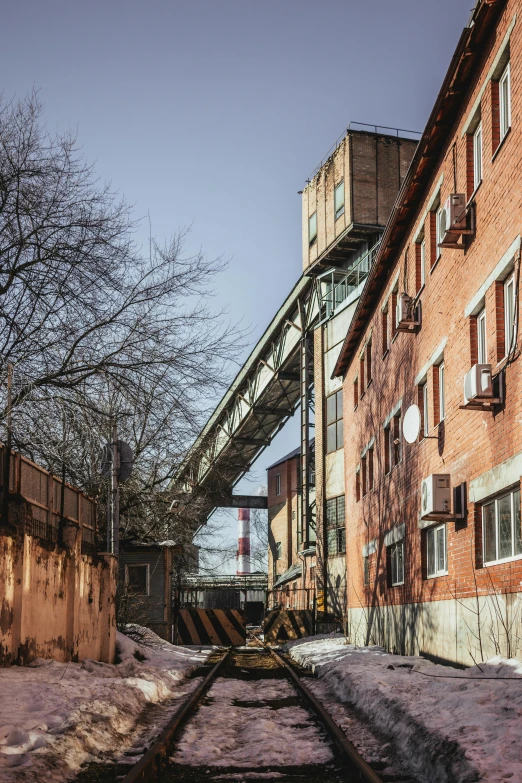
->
[2,364,13,529]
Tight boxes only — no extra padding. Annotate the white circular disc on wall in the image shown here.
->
[403,404,421,444]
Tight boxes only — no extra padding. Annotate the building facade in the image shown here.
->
[333,0,519,665]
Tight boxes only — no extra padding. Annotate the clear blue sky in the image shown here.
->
[2,0,474,569]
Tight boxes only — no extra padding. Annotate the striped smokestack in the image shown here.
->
[236,508,251,575]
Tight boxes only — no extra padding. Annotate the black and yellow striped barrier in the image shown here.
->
[263,609,313,643]
[177,608,246,646]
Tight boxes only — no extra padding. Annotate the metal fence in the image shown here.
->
[318,241,381,321]
[1,446,97,554]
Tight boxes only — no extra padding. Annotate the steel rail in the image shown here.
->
[269,648,384,783]
[121,648,231,783]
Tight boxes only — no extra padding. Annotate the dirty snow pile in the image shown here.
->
[172,676,334,768]
[287,634,522,783]
[0,626,210,782]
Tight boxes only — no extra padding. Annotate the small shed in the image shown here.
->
[120,539,182,642]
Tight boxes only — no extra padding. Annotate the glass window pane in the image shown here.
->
[338,527,346,554]
[505,278,514,353]
[326,498,337,527]
[420,241,425,287]
[309,212,317,242]
[483,502,497,563]
[477,310,486,364]
[337,419,343,450]
[334,181,344,218]
[390,545,397,585]
[337,495,345,524]
[427,529,435,577]
[439,364,445,421]
[474,123,482,189]
[423,383,429,436]
[326,394,337,425]
[326,423,337,454]
[514,490,522,557]
[436,526,446,573]
[498,494,513,559]
[397,542,404,583]
[336,389,343,418]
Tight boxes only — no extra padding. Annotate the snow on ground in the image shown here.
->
[172,677,334,768]
[0,626,211,783]
[286,634,522,783]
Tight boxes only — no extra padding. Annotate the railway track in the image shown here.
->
[75,645,418,783]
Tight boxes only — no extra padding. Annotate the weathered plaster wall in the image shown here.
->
[0,531,116,666]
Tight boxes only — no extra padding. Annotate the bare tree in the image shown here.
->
[0,92,244,543]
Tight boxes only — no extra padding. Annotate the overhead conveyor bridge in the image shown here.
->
[171,273,318,522]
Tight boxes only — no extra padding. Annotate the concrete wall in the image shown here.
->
[347,592,522,667]
[0,529,116,665]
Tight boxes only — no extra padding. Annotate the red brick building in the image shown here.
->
[333,0,522,665]
[267,447,317,609]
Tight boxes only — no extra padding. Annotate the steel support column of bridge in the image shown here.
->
[298,298,314,549]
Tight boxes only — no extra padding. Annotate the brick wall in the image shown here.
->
[341,0,522,664]
[267,455,299,588]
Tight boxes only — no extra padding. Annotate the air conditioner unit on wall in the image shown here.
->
[421,474,451,519]
[464,364,493,405]
[442,194,467,238]
[396,293,421,332]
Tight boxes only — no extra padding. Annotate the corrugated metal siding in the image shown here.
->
[121,552,165,623]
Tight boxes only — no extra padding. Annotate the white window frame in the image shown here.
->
[499,62,511,142]
[420,240,426,289]
[389,539,404,586]
[309,211,317,245]
[439,363,445,422]
[482,488,522,565]
[477,307,487,364]
[473,121,482,191]
[334,180,345,220]
[275,473,281,496]
[422,381,429,437]
[436,207,445,259]
[125,563,150,596]
[504,273,516,355]
[426,523,448,578]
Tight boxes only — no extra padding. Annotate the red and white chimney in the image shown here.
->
[236,508,251,575]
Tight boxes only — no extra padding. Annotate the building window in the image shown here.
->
[326,495,345,528]
[418,381,428,438]
[366,340,372,386]
[309,212,317,246]
[499,62,511,142]
[356,467,361,502]
[382,307,389,355]
[472,122,482,192]
[389,412,402,467]
[363,555,370,586]
[326,389,343,453]
[327,526,346,556]
[384,425,391,474]
[504,273,516,355]
[477,308,487,364]
[326,495,346,556]
[368,447,374,491]
[483,488,522,564]
[275,473,281,496]
[359,354,365,393]
[361,455,367,496]
[426,523,447,578]
[436,206,445,259]
[391,289,398,337]
[275,541,282,560]
[439,363,445,422]
[416,240,425,292]
[389,540,404,586]
[354,376,359,409]
[334,180,345,220]
[126,564,149,596]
